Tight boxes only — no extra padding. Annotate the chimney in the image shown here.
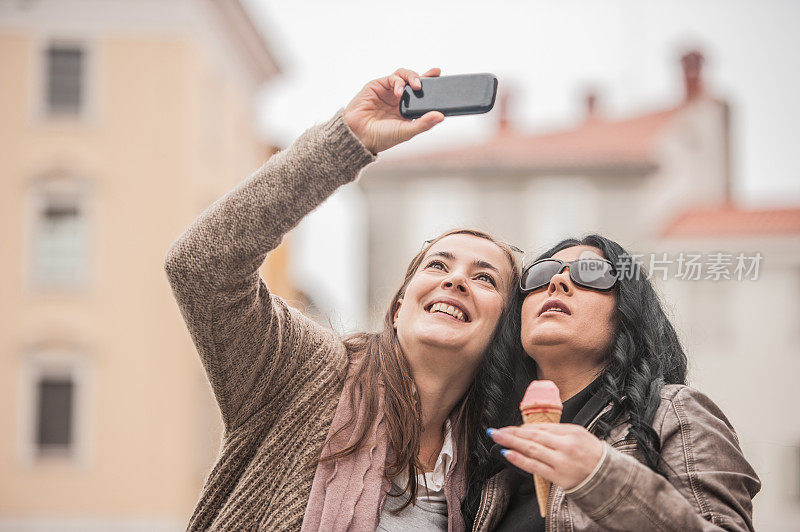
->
[496,88,512,135]
[681,50,705,101]
[584,89,599,121]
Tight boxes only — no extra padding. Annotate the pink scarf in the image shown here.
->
[301,357,391,532]
[301,358,467,531]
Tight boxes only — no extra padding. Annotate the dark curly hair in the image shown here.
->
[461,234,688,528]
[459,286,530,526]
[460,286,533,527]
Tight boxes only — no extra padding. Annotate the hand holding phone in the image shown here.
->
[344,67,445,154]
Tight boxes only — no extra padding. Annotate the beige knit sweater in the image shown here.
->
[163,110,377,530]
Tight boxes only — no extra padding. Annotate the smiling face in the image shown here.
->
[520,245,617,371]
[393,233,514,375]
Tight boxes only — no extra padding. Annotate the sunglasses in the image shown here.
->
[520,258,618,292]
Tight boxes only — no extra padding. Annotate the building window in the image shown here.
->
[45,45,84,115]
[19,350,90,464]
[36,376,74,454]
[28,176,91,290]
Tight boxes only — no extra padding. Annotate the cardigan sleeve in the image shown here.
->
[163,109,376,432]
[565,386,761,531]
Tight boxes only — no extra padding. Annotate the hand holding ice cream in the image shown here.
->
[488,380,604,516]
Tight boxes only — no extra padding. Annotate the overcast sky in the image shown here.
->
[246,0,800,203]
[243,0,800,329]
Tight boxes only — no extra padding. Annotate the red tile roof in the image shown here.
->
[662,204,800,237]
[381,106,682,169]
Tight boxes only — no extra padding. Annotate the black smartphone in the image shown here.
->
[399,73,498,119]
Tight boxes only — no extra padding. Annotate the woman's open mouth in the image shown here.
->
[425,300,470,322]
[539,299,571,316]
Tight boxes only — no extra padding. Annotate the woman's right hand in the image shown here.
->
[344,67,445,154]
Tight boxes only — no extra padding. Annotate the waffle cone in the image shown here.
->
[521,407,562,517]
[533,473,551,518]
[521,409,562,425]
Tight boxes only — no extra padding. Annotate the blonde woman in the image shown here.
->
[164,68,521,531]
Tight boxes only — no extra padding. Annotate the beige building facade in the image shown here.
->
[0,1,289,529]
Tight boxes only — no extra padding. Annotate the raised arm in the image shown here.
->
[163,68,444,432]
[163,110,373,431]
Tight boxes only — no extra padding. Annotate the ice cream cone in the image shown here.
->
[519,381,563,519]
[521,409,562,425]
[522,407,562,517]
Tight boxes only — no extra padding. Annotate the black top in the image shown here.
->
[492,377,608,532]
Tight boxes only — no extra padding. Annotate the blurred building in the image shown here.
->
[361,51,732,309]
[658,206,800,531]
[360,51,800,529]
[0,1,289,530]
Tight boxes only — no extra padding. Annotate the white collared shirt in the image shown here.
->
[378,420,454,531]
[392,419,454,503]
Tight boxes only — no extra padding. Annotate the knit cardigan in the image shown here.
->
[163,109,375,530]
[164,110,466,531]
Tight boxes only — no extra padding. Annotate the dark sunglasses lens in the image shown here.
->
[572,259,617,290]
[522,260,563,291]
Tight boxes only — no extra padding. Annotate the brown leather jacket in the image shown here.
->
[473,385,761,531]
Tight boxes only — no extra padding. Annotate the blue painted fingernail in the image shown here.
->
[500,449,509,458]
[486,428,496,437]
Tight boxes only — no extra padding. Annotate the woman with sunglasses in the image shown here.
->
[164,67,523,531]
[476,235,760,530]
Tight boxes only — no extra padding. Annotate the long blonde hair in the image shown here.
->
[319,228,521,511]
